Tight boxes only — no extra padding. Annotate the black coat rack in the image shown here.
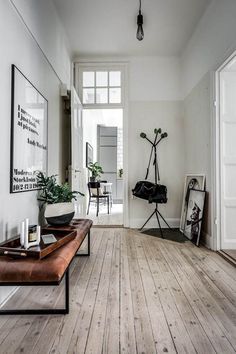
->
[139,128,172,237]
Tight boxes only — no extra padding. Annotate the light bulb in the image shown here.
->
[136,11,144,41]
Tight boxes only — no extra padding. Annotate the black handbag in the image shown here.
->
[132,181,167,204]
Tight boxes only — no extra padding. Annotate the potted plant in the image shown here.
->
[87,162,104,182]
[36,172,84,226]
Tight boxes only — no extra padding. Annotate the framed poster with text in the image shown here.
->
[10,65,48,193]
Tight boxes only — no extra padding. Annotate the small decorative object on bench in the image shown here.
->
[20,218,41,249]
[41,234,57,244]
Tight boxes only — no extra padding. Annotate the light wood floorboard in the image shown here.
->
[1,228,236,354]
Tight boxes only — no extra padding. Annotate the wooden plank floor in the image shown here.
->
[1,228,236,354]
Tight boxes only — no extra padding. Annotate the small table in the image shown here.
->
[100,182,112,194]
[100,182,113,209]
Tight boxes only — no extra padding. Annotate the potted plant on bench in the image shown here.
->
[36,172,84,226]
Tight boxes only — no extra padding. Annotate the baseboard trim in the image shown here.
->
[129,218,180,229]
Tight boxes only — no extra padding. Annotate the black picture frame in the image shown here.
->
[180,174,205,233]
[10,65,48,193]
[86,142,93,167]
[184,189,206,246]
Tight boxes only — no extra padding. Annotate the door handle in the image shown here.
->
[75,169,81,173]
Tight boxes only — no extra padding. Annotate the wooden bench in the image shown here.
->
[0,219,92,315]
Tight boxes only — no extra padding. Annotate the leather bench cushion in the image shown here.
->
[0,219,92,284]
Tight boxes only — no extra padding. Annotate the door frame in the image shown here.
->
[213,50,236,250]
[73,61,129,227]
[70,86,86,216]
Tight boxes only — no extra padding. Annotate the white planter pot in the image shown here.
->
[45,202,75,226]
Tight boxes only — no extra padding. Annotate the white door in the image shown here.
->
[219,68,236,249]
[98,126,118,199]
[70,87,85,216]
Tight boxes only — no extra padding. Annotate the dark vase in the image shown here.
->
[90,176,96,182]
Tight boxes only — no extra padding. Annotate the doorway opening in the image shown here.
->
[83,108,123,226]
[216,52,236,262]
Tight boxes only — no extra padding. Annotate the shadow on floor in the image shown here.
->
[140,228,189,243]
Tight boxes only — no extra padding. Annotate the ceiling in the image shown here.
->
[53,0,211,58]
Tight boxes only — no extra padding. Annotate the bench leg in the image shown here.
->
[0,269,70,315]
[75,230,90,257]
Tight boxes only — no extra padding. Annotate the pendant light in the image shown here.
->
[136,0,144,41]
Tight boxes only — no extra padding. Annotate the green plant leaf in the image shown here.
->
[36,171,84,205]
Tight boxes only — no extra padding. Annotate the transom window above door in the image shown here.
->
[81,70,122,105]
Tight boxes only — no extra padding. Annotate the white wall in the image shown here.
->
[129,101,184,228]
[181,0,236,248]
[75,56,184,228]
[129,57,182,101]
[0,0,71,302]
[183,73,212,244]
[11,0,71,86]
[128,56,184,228]
[182,0,236,97]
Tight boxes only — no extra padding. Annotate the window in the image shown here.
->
[80,68,122,106]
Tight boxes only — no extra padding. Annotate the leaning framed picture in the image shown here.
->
[10,65,48,193]
[86,142,93,167]
[179,174,205,233]
[184,189,206,246]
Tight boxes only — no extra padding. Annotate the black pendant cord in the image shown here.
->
[139,0,142,13]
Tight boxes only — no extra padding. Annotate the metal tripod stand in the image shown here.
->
[139,129,172,238]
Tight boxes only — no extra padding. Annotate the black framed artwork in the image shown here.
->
[180,174,205,233]
[86,142,93,167]
[10,65,48,193]
[184,189,206,246]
